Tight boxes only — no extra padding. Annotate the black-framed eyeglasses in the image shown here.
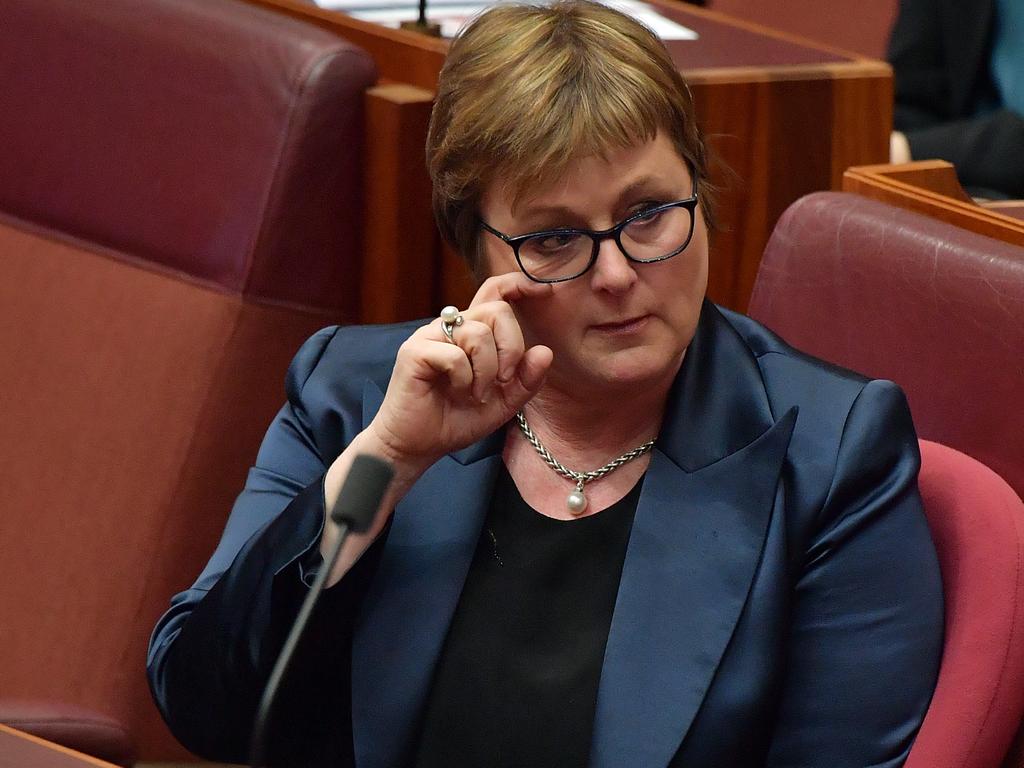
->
[478,179,699,284]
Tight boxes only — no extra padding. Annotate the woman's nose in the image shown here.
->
[589,237,638,293]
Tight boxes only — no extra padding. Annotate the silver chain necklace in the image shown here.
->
[514,410,655,516]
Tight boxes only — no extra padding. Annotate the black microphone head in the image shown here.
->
[329,454,394,533]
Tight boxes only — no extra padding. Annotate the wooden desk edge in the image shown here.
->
[369,81,435,102]
[843,165,1024,245]
[248,0,446,52]
[247,0,890,90]
[0,724,120,767]
[659,0,890,64]
[687,60,889,85]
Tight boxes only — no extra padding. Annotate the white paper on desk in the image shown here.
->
[605,0,697,40]
[314,0,698,40]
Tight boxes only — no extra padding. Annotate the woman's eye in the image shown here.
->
[629,200,668,219]
[632,207,666,225]
[534,233,580,252]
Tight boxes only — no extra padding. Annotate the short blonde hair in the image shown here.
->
[427,0,717,274]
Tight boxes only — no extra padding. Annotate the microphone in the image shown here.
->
[249,454,394,768]
[399,0,442,36]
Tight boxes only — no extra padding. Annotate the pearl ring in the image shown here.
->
[439,305,464,344]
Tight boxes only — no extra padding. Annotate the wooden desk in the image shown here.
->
[0,725,119,768]
[842,160,1024,248]
[251,0,891,318]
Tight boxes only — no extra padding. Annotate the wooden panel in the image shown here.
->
[361,83,439,323]
[693,62,889,308]
[827,67,892,186]
[439,240,477,311]
[848,159,974,201]
[842,160,1024,248]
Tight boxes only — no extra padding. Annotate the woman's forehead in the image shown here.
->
[488,132,692,217]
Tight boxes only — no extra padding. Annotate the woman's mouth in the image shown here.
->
[591,314,650,335]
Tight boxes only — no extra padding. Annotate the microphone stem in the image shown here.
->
[249,520,352,768]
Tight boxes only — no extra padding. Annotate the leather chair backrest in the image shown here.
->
[748,191,1024,501]
[0,0,376,760]
[0,0,376,314]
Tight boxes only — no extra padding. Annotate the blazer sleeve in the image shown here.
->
[765,380,944,767]
[146,326,383,765]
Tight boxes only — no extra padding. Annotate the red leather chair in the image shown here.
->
[748,192,1024,765]
[907,440,1024,768]
[0,0,375,762]
[748,191,1024,501]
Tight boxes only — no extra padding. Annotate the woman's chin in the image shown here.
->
[570,345,682,393]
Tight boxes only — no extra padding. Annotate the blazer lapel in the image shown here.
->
[350,381,504,768]
[591,303,797,767]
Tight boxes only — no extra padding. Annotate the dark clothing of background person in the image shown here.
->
[888,0,1024,198]
[146,302,943,768]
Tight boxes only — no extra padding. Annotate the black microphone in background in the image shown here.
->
[249,454,394,768]
[399,0,442,36]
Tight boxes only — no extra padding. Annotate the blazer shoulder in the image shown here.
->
[286,320,422,399]
[280,320,423,457]
[716,313,925,573]
[716,308,921,524]
[718,308,871,402]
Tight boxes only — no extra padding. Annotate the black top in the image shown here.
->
[411,467,643,768]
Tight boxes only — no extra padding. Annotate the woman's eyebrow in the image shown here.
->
[512,174,689,229]
[512,204,589,231]
[614,175,684,206]
[515,203,579,221]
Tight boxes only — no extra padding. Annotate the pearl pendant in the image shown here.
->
[567,489,588,515]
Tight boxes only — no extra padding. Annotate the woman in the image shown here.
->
[147,2,943,766]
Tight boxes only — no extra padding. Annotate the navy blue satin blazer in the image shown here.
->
[147,302,943,767]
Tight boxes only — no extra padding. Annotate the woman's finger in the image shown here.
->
[397,336,475,399]
[471,301,524,383]
[468,271,554,308]
[452,319,500,401]
[426,308,511,394]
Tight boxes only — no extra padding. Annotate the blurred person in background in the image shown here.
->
[889,0,1024,198]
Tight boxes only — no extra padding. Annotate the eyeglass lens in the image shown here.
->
[518,205,694,281]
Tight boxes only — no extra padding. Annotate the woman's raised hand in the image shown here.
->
[321,273,553,584]
[365,272,554,475]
